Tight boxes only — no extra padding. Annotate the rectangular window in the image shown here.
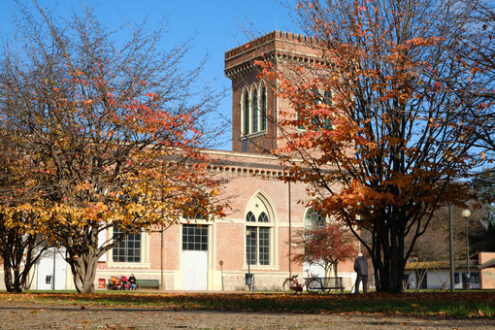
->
[246,226,270,265]
[454,273,460,284]
[112,227,141,262]
[182,224,208,251]
[246,226,257,265]
[259,227,270,265]
[463,272,480,284]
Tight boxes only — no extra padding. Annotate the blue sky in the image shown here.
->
[0,0,300,150]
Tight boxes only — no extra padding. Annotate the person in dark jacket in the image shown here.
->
[128,274,137,290]
[354,253,368,293]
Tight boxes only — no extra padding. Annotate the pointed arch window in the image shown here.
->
[260,83,267,131]
[323,90,332,106]
[242,90,250,135]
[320,90,333,130]
[245,195,273,266]
[246,211,256,222]
[252,88,258,133]
[300,88,333,131]
[305,208,326,228]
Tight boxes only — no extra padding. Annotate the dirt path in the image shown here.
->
[1,302,495,329]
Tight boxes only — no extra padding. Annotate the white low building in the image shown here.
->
[404,260,480,290]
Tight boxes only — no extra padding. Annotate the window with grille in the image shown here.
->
[305,208,326,228]
[243,90,249,134]
[252,88,258,133]
[246,211,270,265]
[112,226,141,262]
[298,88,333,131]
[246,227,257,265]
[182,224,208,251]
[261,84,267,131]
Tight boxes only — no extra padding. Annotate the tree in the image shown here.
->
[0,2,225,293]
[260,0,481,292]
[0,127,49,292]
[472,170,495,226]
[405,205,485,289]
[293,223,356,277]
[451,1,495,160]
[470,170,495,252]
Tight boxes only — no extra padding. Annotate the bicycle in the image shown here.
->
[282,274,324,294]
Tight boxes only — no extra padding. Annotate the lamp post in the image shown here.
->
[441,147,456,291]
[448,204,455,292]
[461,208,471,292]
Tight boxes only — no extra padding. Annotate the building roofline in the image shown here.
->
[224,30,326,79]
[224,30,321,61]
[479,258,495,269]
[203,148,286,176]
[405,260,479,270]
[204,148,279,161]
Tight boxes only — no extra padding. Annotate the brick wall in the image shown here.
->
[479,252,495,289]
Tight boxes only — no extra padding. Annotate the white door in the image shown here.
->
[36,247,67,290]
[181,224,208,290]
[182,250,208,290]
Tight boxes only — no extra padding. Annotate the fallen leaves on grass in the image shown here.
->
[0,291,494,318]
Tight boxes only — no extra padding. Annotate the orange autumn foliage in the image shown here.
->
[258,0,480,293]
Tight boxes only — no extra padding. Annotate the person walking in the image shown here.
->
[354,253,368,293]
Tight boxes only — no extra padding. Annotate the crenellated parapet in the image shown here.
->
[224,30,323,79]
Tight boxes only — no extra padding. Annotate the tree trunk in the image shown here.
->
[372,251,406,293]
[1,232,42,293]
[369,214,407,293]
[63,224,129,293]
[67,248,99,293]
[65,229,101,293]
[3,255,23,293]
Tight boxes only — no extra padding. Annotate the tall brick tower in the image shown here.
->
[224,31,322,154]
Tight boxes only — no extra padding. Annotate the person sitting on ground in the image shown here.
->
[128,274,137,290]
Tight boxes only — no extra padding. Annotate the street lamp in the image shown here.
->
[440,146,456,292]
[462,208,471,292]
[448,204,455,292]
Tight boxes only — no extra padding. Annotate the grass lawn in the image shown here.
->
[1,291,494,318]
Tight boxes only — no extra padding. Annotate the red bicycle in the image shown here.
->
[282,274,324,294]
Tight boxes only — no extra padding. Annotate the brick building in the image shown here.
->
[0,31,359,292]
[92,31,356,292]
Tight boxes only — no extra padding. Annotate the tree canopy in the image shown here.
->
[0,2,225,293]
[259,0,490,292]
